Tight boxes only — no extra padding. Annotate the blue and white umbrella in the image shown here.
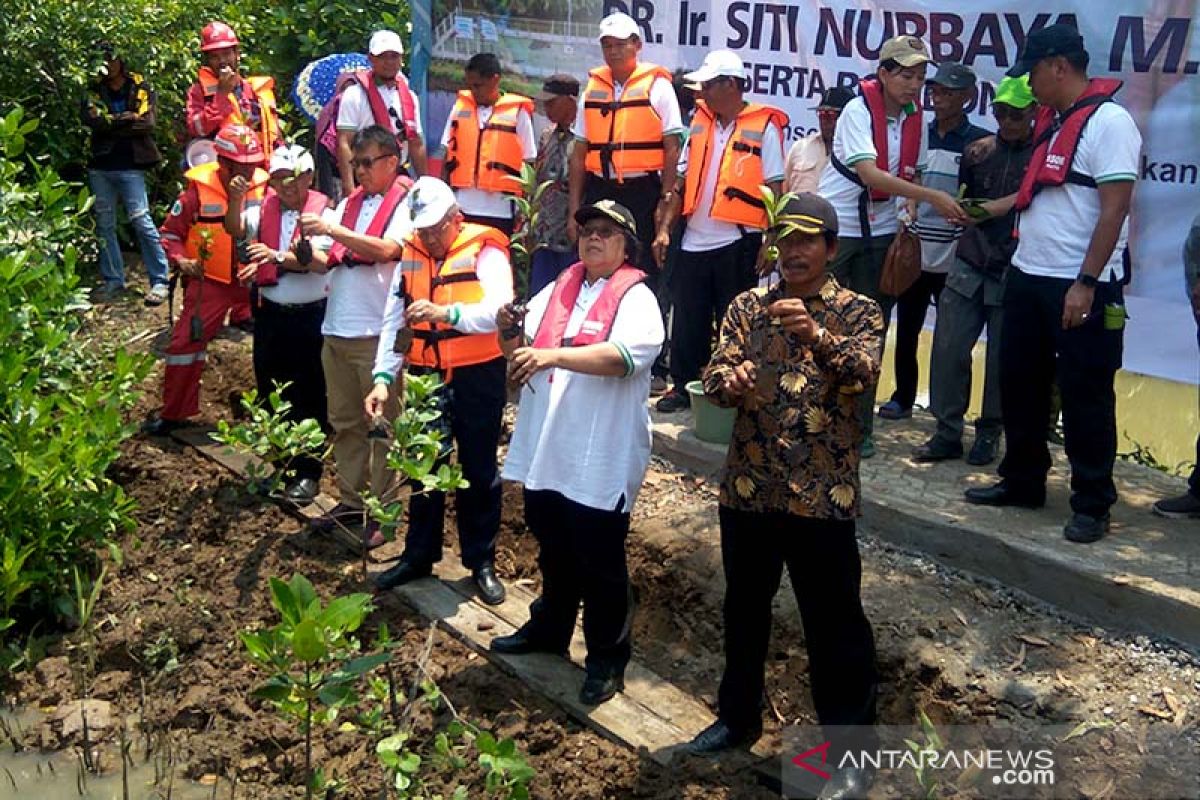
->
[291,53,371,121]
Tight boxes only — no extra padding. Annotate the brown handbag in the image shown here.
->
[879,225,923,297]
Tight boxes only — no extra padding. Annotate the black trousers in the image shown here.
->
[890,270,947,409]
[1192,325,1200,498]
[404,357,506,569]
[669,235,760,390]
[998,269,1125,516]
[522,488,633,678]
[461,212,515,237]
[252,297,328,481]
[717,506,877,737]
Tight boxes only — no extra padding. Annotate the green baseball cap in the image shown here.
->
[993,76,1035,109]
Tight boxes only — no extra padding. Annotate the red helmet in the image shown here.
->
[213,124,263,164]
[200,21,239,51]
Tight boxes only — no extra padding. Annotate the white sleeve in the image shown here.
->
[243,206,262,241]
[336,85,369,131]
[761,122,785,183]
[1083,106,1142,183]
[453,245,514,334]
[439,106,455,150]
[607,283,665,376]
[916,114,929,173]
[518,109,537,161]
[521,281,555,339]
[650,77,684,136]
[382,204,414,246]
[571,89,588,141]
[373,270,407,380]
[837,99,876,166]
[409,92,424,136]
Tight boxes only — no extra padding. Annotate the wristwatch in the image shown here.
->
[1075,273,1099,288]
[274,250,287,265]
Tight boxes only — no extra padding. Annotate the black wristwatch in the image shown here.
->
[1075,273,1099,288]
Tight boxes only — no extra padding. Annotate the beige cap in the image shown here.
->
[879,35,933,67]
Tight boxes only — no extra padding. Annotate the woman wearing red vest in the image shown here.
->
[818,35,969,457]
[490,200,665,707]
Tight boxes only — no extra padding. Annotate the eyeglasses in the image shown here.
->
[993,106,1032,121]
[816,107,841,118]
[580,223,623,240]
[351,153,396,170]
[701,76,735,91]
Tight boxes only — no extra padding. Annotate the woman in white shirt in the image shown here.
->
[490,200,664,707]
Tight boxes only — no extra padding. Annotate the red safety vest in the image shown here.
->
[327,177,412,266]
[859,78,922,200]
[353,70,419,141]
[532,262,646,348]
[258,189,330,250]
[1014,78,1122,212]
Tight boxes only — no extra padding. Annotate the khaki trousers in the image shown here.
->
[321,335,399,509]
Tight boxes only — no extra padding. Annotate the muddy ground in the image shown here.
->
[4,290,1198,799]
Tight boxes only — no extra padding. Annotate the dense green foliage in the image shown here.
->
[0,109,152,645]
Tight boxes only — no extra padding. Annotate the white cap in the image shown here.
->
[368,30,404,56]
[683,50,745,84]
[598,12,639,41]
[268,144,314,175]
[407,177,458,229]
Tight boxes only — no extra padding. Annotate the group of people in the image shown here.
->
[83,14,1199,800]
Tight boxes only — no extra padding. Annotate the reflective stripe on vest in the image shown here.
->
[402,223,510,369]
[197,68,280,154]
[582,63,671,180]
[445,92,533,196]
[681,102,789,229]
[183,161,267,283]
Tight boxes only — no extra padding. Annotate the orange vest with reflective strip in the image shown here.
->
[401,223,510,370]
[183,162,267,284]
[445,92,533,196]
[198,67,280,155]
[583,63,672,180]
[682,101,789,229]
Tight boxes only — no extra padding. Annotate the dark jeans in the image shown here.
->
[716,506,877,739]
[1191,323,1200,497]
[404,357,506,569]
[529,247,577,297]
[998,269,1125,517]
[890,270,947,409]
[252,297,328,481]
[831,235,896,437]
[523,488,633,678]
[669,236,760,390]
[461,212,515,237]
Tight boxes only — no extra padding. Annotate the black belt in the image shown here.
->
[260,296,326,313]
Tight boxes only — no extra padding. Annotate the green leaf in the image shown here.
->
[269,577,300,625]
[321,593,372,633]
[291,618,326,662]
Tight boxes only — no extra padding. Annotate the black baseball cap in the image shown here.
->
[775,193,838,237]
[1007,24,1086,77]
[811,86,855,111]
[536,73,580,102]
[927,61,977,89]
[575,199,638,237]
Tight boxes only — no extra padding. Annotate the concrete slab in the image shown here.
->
[649,406,1200,652]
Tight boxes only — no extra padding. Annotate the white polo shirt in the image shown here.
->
[438,104,538,220]
[502,277,665,513]
[321,193,413,338]
[337,81,425,166]
[680,120,786,253]
[243,204,333,305]
[817,96,928,239]
[1012,102,1141,282]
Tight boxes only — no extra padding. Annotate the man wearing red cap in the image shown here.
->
[143,124,268,435]
[185,22,281,156]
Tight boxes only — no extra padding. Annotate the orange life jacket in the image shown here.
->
[401,223,510,370]
[682,101,789,229]
[197,67,280,155]
[183,161,267,284]
[445,91,533,196]
[582,62,672,180]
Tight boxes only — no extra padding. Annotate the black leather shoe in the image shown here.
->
[685,719,762,755]
[284,478,319,504]
[967,431,1002,466]
[963,481,1044,509]
[579,673,624,706]
[1063,512,1110,544]
[141,415,187,437]
[912,438,963,462]
[655,389,690,413]
[817,764,876,800]
[374,559,433,592]
[473,564,506,606]
[490,627,567,657]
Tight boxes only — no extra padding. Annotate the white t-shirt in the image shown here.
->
[372,243,514,379]
[817,96,928,239]
[502,278,665,512]
[680,120,785,252]
[439,104,537,220]
[572,72,685,179]
[321,193,413,338]
[1012,103,1141,282]
[336,81,425,165]
[243,204,332,305]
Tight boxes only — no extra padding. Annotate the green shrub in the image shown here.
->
[0,108,152,646]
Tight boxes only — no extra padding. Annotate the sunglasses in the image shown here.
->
[351,153,396,170]
[816,107,840,118]
[993,106,1032,121]
[580,223,623,239]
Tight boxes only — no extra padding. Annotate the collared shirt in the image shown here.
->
[910,117,990,274]
[438,102,537,219]
[242,204,333,305]
[336,81,425,166]
[571,68,684,179]
[703,277,883,519]
[783,131,828,196]
[533,125,574,253]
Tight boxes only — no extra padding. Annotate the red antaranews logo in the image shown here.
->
[792,741,832,780]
